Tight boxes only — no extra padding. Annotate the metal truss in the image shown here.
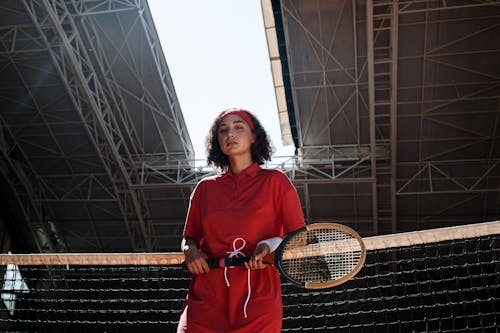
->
[398,159,500,195]
[0,115,63,252]
[129,150,376,190]
[20,0,157,251]
[70,0,193,160]
[270,0,500,234]
[0,23,108,252]
[367,0,399,233]
[390,0,500,228]
[2,0,499,251]
[0,0,193,251]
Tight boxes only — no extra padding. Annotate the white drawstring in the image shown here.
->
[243,269,251,318]
[224,237,251,318]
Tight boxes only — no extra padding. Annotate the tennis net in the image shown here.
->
[0,221,498,332]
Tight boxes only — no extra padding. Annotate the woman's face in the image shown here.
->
[217,114,255,157]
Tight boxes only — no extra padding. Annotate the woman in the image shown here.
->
[177,108,305,332]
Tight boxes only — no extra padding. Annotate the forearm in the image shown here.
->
[181,236,198,252]
[181,237,209,274]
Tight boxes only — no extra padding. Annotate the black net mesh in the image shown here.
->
[0,233,498,332]
[281,234,499,332]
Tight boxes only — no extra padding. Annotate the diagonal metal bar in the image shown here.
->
[21,0,154,251]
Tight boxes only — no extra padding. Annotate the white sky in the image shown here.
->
[148,0,294,163]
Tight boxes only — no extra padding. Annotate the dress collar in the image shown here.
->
[224,162,260,179]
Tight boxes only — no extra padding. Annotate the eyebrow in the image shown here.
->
[219,119,246,127]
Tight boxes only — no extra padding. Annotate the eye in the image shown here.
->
[218,127,228,135]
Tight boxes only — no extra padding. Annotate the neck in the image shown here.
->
[228,155,253,175]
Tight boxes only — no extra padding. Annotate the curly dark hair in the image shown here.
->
[206,109,273,170]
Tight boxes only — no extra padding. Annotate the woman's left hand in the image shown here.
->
[245,243,270,270]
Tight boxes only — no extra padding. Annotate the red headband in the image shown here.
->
[218,109,254,130]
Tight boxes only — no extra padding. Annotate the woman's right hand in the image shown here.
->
[183,241,210,274]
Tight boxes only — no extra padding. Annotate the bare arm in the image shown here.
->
[182,237,210,274]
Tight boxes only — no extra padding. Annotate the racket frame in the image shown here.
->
[274,223,366,289]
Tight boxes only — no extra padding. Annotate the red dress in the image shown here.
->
[178,163,305,332]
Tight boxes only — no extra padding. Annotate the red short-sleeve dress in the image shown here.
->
[177,163,305,333]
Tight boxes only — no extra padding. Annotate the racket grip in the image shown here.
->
[182,256,250,272]
[206,256,250,268]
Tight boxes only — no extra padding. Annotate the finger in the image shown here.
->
[253,244,270,260]
[188,258,210,274]
[253,252,264,261]
[245,258,256,270]
[200,259,210,273]
[251,258,261,270]
[246,256,267,270]
[186,261,198,274]
[191,263,209,274]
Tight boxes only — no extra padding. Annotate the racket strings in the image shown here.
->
[281,228,363,285]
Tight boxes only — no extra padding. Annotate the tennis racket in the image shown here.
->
[204,223,366,289]
[0,223,365,290]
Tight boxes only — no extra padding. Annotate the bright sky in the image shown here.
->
[147,0,294,163]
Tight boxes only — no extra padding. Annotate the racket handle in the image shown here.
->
[206,256,250,268]
[183,254,274,271]
[207,254,274,268]
[181,257,249,272]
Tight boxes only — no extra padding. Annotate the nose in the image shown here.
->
[228,128,237,137]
